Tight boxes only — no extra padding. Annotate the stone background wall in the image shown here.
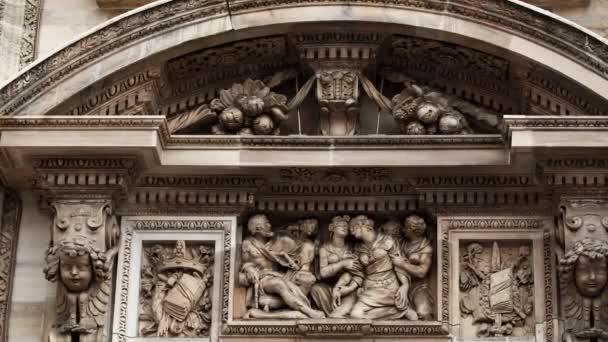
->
[556,0,608,38]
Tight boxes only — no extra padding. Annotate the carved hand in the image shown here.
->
[395,285,410,310]
[332,287,342,309]
[342,258,362,272]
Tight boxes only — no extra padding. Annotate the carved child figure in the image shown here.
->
[44,238,117,341]
[559,238,608,342]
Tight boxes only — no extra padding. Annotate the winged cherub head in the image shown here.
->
[559,238,608,298]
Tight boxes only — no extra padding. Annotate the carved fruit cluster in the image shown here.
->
[391,87,472,135]
[209,79,288,135]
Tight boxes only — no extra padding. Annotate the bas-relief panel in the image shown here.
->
[139,241,215,337]
[459,241,535,338]
[112,217,232,342]
[234,214,435,322]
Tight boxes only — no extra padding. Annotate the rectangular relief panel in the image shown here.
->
[438,216,556,342]
[224,213,448,339]
[112,216,236,342]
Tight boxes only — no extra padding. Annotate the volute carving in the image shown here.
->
[238,213,435,320]
[43,199,119,342]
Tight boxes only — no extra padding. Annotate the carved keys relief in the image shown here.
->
[139,240,214,337]
[237,213,435,321]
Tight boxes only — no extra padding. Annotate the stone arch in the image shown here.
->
[0,0,607,118]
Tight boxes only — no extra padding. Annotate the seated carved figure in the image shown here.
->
[311,215,364,318]
[269,218,319,295]
[559,238,608,342]
[239,214,325,319]
[348,215,412,319]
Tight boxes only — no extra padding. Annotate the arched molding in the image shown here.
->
[0,0,607,117]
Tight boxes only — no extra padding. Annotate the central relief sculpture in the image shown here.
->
[238,213,434,320]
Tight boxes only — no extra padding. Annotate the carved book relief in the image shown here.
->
[139,240,214,337]
[459,241,534,337]
[237,213,435,321]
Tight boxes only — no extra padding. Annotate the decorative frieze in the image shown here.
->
[32,156,139,198]
[56,69,161,117]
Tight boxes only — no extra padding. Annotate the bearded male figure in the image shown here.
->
[239,214,325,319]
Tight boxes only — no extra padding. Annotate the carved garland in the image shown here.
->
[0,0,607,116]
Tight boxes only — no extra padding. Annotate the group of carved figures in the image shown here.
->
[167,72,496,136]
[239,214,434,320]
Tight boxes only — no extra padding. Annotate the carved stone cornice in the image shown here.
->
[504,116,608,134]
[121,175,263,214]
[1,0,606,117]
[538,157,608,189]
[0,116,506,148]
[32,156,140,200]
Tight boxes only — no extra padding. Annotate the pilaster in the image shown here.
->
[33,156,139,342]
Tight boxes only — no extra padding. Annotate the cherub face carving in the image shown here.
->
[575,255,608,297]
[59,251,93,292]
